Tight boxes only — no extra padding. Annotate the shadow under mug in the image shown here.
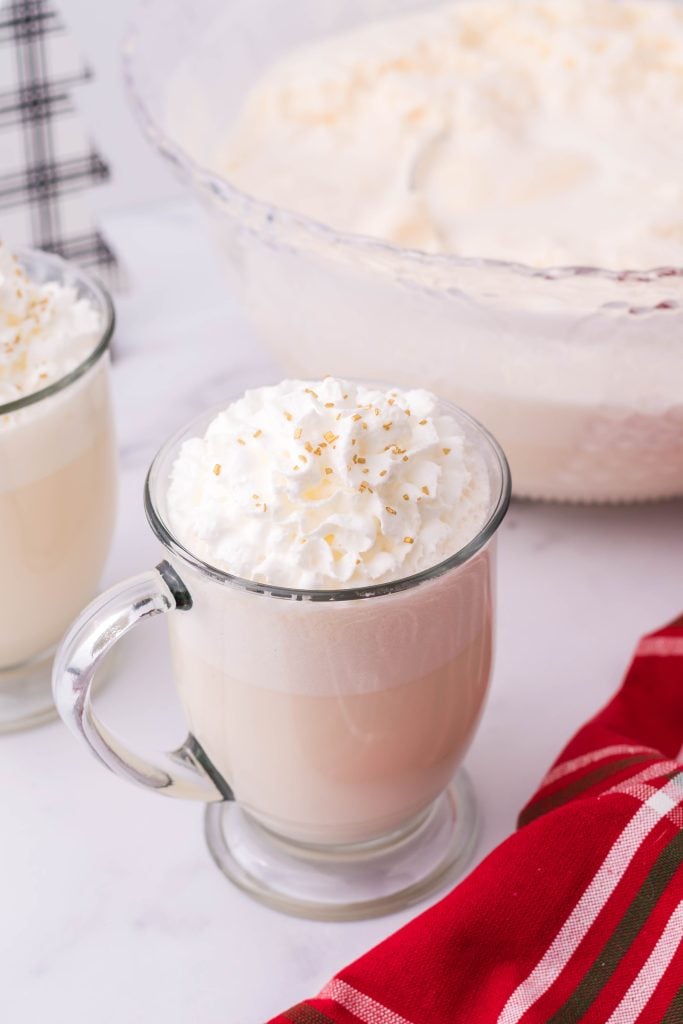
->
[53,399,510,920]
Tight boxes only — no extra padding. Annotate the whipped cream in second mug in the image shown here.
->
[164,378,499,844]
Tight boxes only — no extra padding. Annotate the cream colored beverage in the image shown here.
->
[170,568,492,844]
[53,375,509,914]
[165,377,494,844]
[0,246,116,729]
[0,367,116,666]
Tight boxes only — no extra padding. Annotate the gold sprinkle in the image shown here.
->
[343,394,349,400]
[325,467,333,475]
[283,411,293,421]
[402,494,409,501]
[421,485,430,496]
[299,455,307,463]
[442,447,451,455]
[403,455,409,462]
[252,493,259,500]
[388,398,395,405]
[362,422,368,430]
[379,470,387,477]
[362,467,369,474]
[323,431,337,443]
[404,536,414,544]
[305,441,314,453]
[213,464,222,476]
[237,438,246,446]
[356,456,366,464]
[253,429,262,438]
[324,402,334,408]
[374,408,380,416]
[419,419,427,426]
[304,388,318,398]
[356,558,361,565]
[314,447,322,456]
[336,413,341,421]
[324,533,335,545]
[293,465,299,471]
[351,439,357,446]
[352,413,362,422]
[263,503,267,512]
[294,427,303,439]
[404,408,411,416]
[382,423,392,431]
[386,506,397,515]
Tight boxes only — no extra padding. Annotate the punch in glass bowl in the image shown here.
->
[124,0,683,503]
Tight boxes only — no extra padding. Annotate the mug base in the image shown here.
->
[204,769,478,920]
[0,651,58,734]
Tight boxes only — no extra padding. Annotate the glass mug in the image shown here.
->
[0,250,117,733]
[53,398,510,919]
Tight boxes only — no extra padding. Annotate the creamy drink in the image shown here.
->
[169,596,491,845]
[53,375,509,914]
[165,378,494,844]
[0,246,116,730]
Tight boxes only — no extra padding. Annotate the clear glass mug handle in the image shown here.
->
[52,560,233,803]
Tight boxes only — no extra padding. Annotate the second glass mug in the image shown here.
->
[53,397,510,919]
[0,249,117,733]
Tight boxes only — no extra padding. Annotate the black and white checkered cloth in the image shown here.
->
[0,0,116,277]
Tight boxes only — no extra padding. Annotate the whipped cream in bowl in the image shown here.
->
[222,0,683,270]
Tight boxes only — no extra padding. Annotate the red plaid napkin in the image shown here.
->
[271,616,683,1024]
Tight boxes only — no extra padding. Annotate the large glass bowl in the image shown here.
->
[123,0,683,503]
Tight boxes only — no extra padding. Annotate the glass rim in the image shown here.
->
[123,12,683,284]
[143,388,512,602]
[0,247,115,417]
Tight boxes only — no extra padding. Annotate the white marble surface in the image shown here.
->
[2,201,682,1024]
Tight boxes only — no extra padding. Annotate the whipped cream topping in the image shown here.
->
[167,379,491,588]
[0,244,102,412]
[222,0,683,269]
